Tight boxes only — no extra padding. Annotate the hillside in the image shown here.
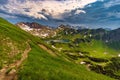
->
[16,21,120,79]
[16,22,56,38]
[0,18,116,80]
[43,25,120,79]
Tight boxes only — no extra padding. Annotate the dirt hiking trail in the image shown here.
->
[0,46,31,80]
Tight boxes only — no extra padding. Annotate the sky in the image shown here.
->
[0,0,120,29]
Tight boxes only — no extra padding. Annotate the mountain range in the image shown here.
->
[0,17,120,80]
[16,21,120,43]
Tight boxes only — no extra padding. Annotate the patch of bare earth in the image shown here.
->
[0,45,31,80]
[39,44,70,62]
[39,44,57,57]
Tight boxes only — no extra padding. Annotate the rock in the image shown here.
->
[9,69,16,75]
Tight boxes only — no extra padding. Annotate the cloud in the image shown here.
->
[2,0,120,29]
[0,13,17,19]
[104,0,120,8]
[108,12,120,18]
[75,10,86,15]
[0,0,97,20]
[0,0,8,4]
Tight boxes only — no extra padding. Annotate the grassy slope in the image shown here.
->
[0,18,114,80]
[77,40,119,58]
[53,33,119,58]
[0,18,30,69]
[18,42,114,80]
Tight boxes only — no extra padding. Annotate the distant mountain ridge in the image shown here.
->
[16,22,56,38]
[16,22,120,43]
[17,22,47,29]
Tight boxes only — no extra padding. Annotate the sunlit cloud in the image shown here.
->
[0,0,97,20]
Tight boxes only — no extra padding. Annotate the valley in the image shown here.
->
[0,17,117,80]
[16,20,120,79]
[0,0,120,80]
